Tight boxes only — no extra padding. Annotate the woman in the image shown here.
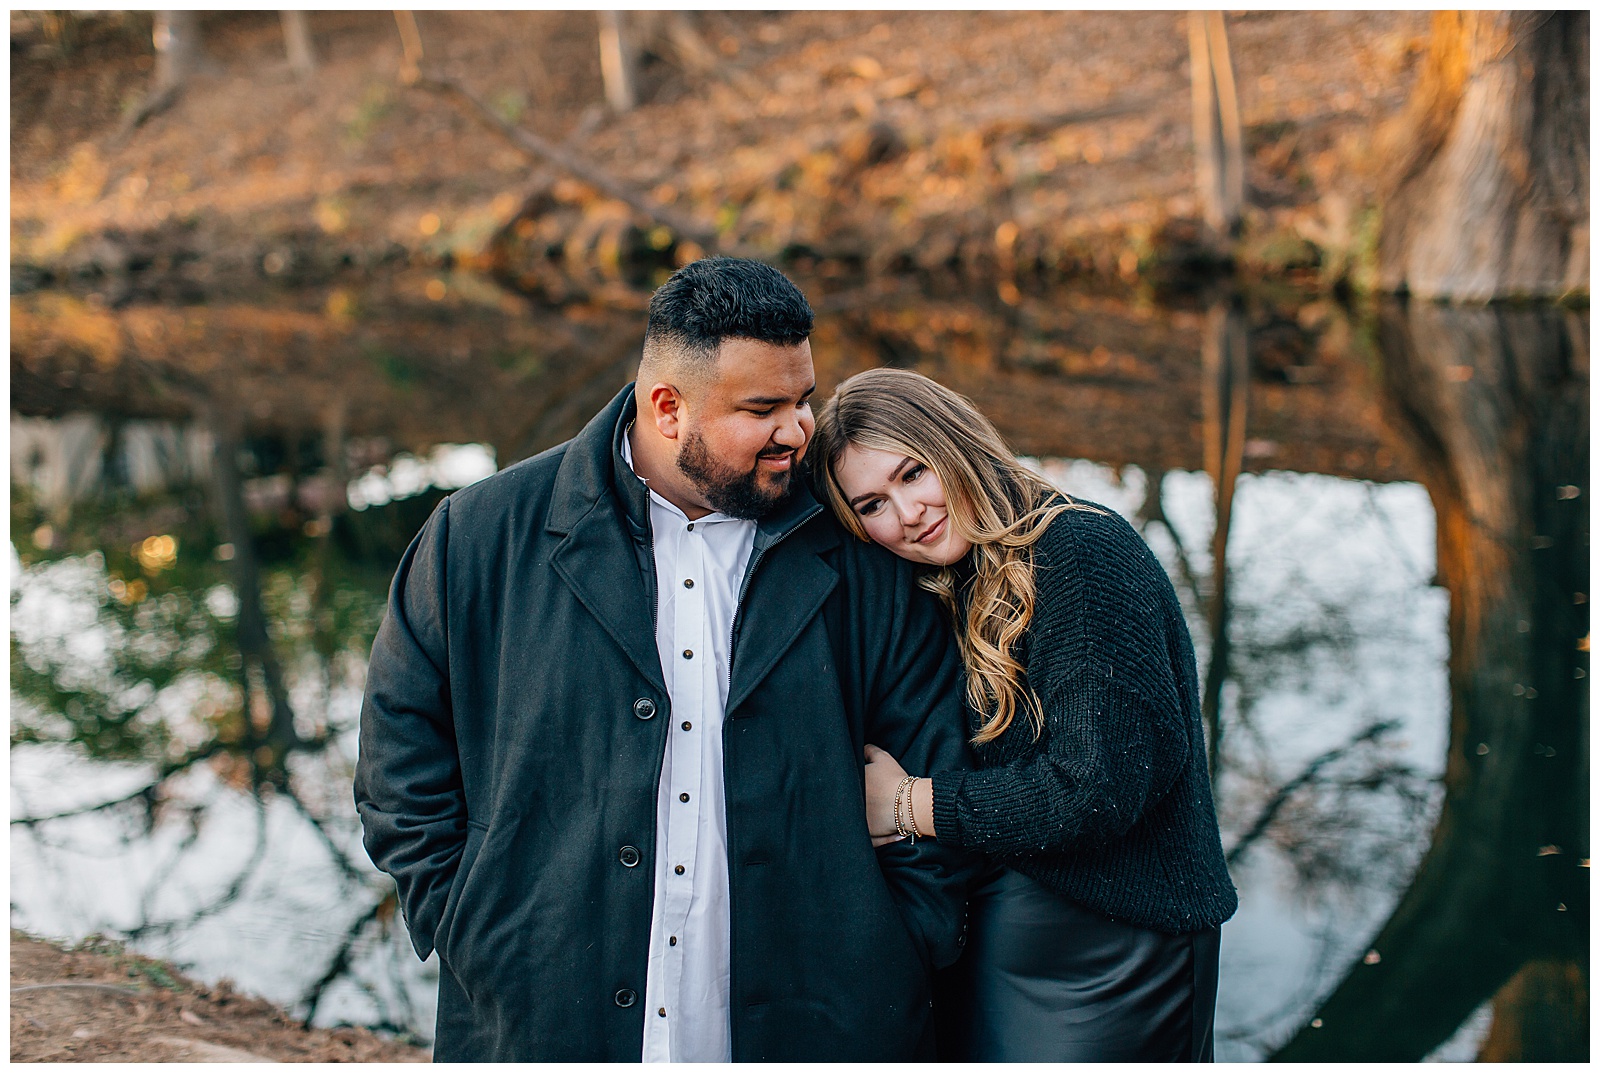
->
[812,368,1237,1062]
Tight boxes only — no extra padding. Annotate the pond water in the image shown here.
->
[10,273,1587,1060]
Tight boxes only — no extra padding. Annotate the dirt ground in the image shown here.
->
[10,11,1430,292]
[9,931,430,1063]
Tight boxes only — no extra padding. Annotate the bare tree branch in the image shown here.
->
[281,781,368,883]
[125,794,270,940]
[10,742,225,827]
[298,890,397,1027]
[1225,720,1401,867]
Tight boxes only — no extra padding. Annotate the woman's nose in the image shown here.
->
[896,496,923,526]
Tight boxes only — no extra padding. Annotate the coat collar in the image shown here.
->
[545,384,841,701]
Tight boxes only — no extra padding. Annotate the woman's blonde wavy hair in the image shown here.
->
[813,368,1093,745]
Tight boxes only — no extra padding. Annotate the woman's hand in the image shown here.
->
[864,743,938,847]
[864,743,910,847]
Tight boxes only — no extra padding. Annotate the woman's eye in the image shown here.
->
[858,500,883,517]
[903,464,925,482]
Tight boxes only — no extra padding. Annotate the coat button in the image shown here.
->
[618,845,641,868]
[614,988,637,1008]
[633,698,656,720]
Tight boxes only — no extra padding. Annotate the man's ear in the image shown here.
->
[647,382,685,441]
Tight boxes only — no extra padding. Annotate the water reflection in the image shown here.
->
[10,415,466,1040]
[9,278,1586,1059]
[1271,301,1589,1062]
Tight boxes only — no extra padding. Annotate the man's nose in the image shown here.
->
[772,410,807,449]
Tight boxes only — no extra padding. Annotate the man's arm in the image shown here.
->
[858,551,981,971]
[353,497,467,961]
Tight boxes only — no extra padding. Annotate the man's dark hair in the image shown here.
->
[640,258,813,388]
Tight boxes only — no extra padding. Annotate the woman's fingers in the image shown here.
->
[862,744,911,838]
[871,833,909,848]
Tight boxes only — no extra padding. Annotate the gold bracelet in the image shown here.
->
[905,777,922,840]
[893,775,916,838]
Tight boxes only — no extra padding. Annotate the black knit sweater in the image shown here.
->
[929,500,1238,935]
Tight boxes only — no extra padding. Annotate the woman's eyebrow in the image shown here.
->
[847,457,914,507]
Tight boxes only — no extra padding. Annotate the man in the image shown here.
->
[355,258,975,1061]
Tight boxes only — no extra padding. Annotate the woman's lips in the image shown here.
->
[914,516,946,544]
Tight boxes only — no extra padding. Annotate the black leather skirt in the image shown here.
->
[934,866,1221,1062]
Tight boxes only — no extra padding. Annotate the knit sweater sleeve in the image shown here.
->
[929,507,1192,854]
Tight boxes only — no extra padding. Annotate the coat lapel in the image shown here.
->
[544,384,665,693]
[727,521,840,715]
[549,495,666,694]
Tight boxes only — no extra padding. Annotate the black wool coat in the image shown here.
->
[354,386,977,1061]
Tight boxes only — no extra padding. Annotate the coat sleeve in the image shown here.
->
[929,510,1191,855]
[861,554,984,972]
[353,496,467,961]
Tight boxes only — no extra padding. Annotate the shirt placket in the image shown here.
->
[660,522,707,1039]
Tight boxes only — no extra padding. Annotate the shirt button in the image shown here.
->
[684,578,694,588]
[686,523,694,531]
[658,1008,667,1018]
[679,792,690,803]
[682,649,693,659]
[674,864,685,875]
[669,936,677,947]
[681,721,692,731]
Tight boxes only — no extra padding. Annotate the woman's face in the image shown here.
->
[833,444,973,566]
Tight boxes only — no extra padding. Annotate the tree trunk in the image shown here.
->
[153,11,202,95]
[1187,12,1245,242]
[201,405,305,781]
[597,11,636,113]
[1477,958,1589,1061]
[1199,297,1249,780]
[280,11,316,79]
[1270,301,1589,1060]
[1378,12,1589,301]
[120,10,203,132]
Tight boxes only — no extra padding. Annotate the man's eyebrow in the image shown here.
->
[847,457,914,507]
[739,383,817,406]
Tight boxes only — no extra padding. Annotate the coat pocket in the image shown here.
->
[433,822,488,996]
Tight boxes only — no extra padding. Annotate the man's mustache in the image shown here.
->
[758,445,796,459]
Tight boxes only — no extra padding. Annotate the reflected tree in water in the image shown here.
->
[10,412,435,1038]
[1272,303,1589,1061]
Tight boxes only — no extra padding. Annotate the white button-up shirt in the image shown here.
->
[624,436,755,1063]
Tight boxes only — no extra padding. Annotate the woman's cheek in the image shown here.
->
[864,516,899,552]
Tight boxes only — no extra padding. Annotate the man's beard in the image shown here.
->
[676,428,796,520]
